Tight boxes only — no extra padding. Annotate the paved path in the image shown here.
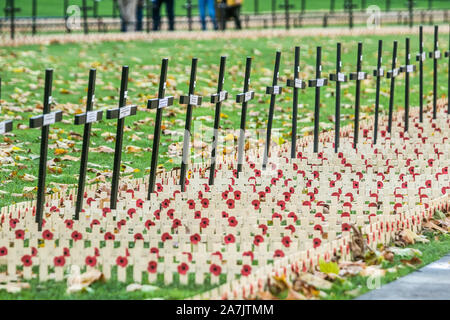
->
[356,254,450,300]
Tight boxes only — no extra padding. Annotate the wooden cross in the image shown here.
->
[179,58,203,192]
[106,66,138,209]
[209,56,228,186]
[416,25,426,123]
[147,58,174,198]
[329,42,348,152]
[4,0,21,40]
[308,46,328,153]
[429,25,441,119]
[400,37,416,132]
[74,69,103,220]
[387,40,399,134]
[372,40,384,145]
[236,57,254,177]
[286,46,307,158]
[29,69,63,231]
[262,51,282,170]
[348,42,367,148]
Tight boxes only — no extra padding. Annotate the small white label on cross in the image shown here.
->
[379,68,384,76]
[407,65,414,73]
[435,50,441,59]
[317,79,324,87]
[358,72,365,80]
[245,91,252,102]
[124,91,128,99]
[273,86,280,94]
[119,106,132,119]
[393,69,398,77]
[48,96,53,104]
[159,97,168,108]
[422,52,426,61]
[189,95,199,105]
[338,73,345,82]
[295,79,303,88]
[219,91,226,102]
[86,111,98,123]
[0,122,5,135]
[43,113,56,126]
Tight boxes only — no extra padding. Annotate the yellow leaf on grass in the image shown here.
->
[319,259,340,275]
[54,148,68,155]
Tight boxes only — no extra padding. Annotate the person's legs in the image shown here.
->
[199,0,207,30]
[136,2,143,31]
[207,0,218,30]
[165,0,175,31]
[152,0,162,30]
[233,5,241,29]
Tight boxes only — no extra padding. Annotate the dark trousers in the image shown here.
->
[152,0,175,31]
[223,5,241,30]
[136,4,144,31]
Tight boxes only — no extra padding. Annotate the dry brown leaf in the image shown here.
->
[91,146,114,153]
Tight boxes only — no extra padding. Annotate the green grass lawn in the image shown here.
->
[0,29,449,208]
[2,0,449,18]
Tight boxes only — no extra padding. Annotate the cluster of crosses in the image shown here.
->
[0,26,448,233]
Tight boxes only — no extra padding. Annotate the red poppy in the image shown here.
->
[117,219,127,230]
[21,254,32,267]
[104,232,115,241]
[64,219,73,229]
[85,256,97,267]
[0,247,8,256]
[222,211,229,218]
[252,199,260,210]
[270,178,278,186]
[274,249,285,258]
[194,211,202,219]
[71,231,83,241]
[127,208,136,218]
[352,181,359,189]
[286,224,296,233]
[136,199,144,208]
[313,237,322,248]
[156,183,164,192]
[161,232,172,242]
[62,247,70,257]
[177,262,189,275]
[200,217,209,228]
[15,229,25,240]
[90,219,100,229]
[201,198,209,208]
[425,180,432,188]
[42,230,53,240]
[210,264,222,276]
[150,247,159,257]
[282,236,292,248]
[86,197,95,206]
[145,219,155,229]
[172,219,182,229]
[49,206,60,213]
[258,191,266,199]
[259,224,268,235]
[102,207,111,217]
[224,234,235,244]
[116,256,128,268]
[221,191,229,200]
[226,199,235,209]
[147,261,157,273]
[153,209,160,220]
[233,190,242,200]
[190,233,201,244]
[167,209,175,219]
[187,199,195,210]
[277,200,286,210]
[253,235,264,246]
[288,212,297,222]
[377,181,384,189]
[228,216,238,227]
[342,223,351,232]
[9,218,19,229]
[54,256,66,267]
[283,192,291,202]
[241,264,252,276]
[134,233,143,241]
[212,251,223,261]
[94,248,100,256]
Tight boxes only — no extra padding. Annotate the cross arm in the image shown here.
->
[179,94,203,106]
[74,110,103,125]
[148,96,174,109]
[265,85,283,95]
[308,78,328,87]
[386,68,400,79]
[236,91,255,103]
[106,105,138,119]
[428,50,441,59]
[329,72,348,82]
[0,120,13,135]
[399,64,416,73]
[211,91,228,104]
[349,71,368,81]
[416,52,426,62]
[29,111,63,128]
[287,78,307,89]
[445,51,449,58]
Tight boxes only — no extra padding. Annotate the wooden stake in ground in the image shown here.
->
[29,69,63,231]
[209,56,228,185]
[329,42,347,152]
[147,58,174,198]
[236,57,254,177]
[263,51,282,170]
[286,46,306,158]
[74,69,103,220]
[372,40,384,145]
[416,25,426,123]
[179,58,203,192]
[308,46,327,153]
[387,41,399,134]
[429,25,441,120]
[106,66,137,209]
[400,37,416,132]
[348,42,367,148]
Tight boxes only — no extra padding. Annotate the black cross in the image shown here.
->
[74,69,103,220]
[400,37,416,132]
[416,25,426,122]
[106,66,138,209]
[308,47,328,154]
[407,0,414,28]
[429,25,441,119]
[286,46,307,158]
[80,0,93,35]
[446,32,449,115]
[4,0,21,40]
[236,57,254,177]
[32,0,37,35]
[0,77,13,134]
[29,69,63,231]
[387,40,399,134]
[372,40,384,145]
[348,42,367,148]
[271,0,277,28]
[179,58,203,192]
[279,0,294,30]
[147,58,174,198]
[329,42,348,153]
[209,56,228,186]
[344,0,356,29]
[183,0,198,31]
[262,51,282,170]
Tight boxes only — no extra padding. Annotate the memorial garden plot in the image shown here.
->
[0,27,448,299]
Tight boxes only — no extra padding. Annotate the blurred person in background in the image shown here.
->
[136,0,144,31]
[199,0,218,30]
[218,0,242,30]
[152,0,175,31]
[118,0,138,32]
